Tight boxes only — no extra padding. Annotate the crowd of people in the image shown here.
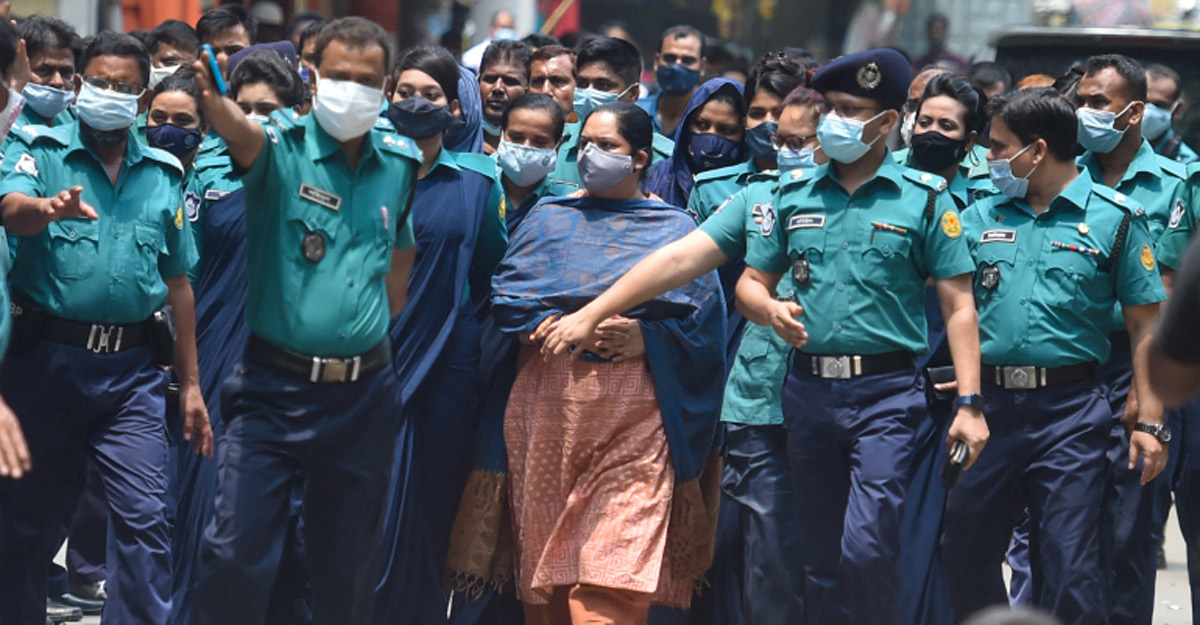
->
[0,5,1199,625]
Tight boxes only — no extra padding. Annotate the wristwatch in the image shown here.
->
[953,393,985,414]
[1134,422,1173,444]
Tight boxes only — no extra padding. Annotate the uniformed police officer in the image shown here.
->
[1143,63,1198,165]
[942,87,1167,625]
[0,31,211,625]
[735,48,988,625]
[188,17,420,625]
[1074,53,1186,625]
[14,17,79,136]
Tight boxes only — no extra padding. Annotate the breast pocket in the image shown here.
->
[973,241,1019,301]
[860,228,914,287]
[284,207,339,274]
[134,223,167,289]
[1043,246,1099,308]
[47,220,99,280]
[786,228,827,291]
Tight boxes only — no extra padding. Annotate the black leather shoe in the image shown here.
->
[60,582,106,616]
[45,599,82,623]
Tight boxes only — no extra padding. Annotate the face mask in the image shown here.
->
[444,115,468,146]
[312,76,384,142]
[817,111,885,164]
[900,111,916,147]
[0,85,25,145]
[578,142,635,193]
[1141,102,1175,142]
[387,97,454,140]
[909,130,967,173]
[22,82,75,120]
[573,86,631,123]
[493,28,517,41]
[1076,102,1135,154]
[246,113,270,124]
[745,121,778,162]
[76,80,140,132]
[686,133,745,172]
[148,64,179,89]
[657,63,700,95]
[496,140,557,187]
[482,118,502,137]
[777,146,818,171]
[146,123,203,160]
[988,143,1037,199]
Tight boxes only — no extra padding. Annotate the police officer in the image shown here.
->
[735,48,988,625]
[943,87,1167,625]
[188,17,420,625]
[0,31,211,625]
[1143,63,1197,165]
[15,17,79,133]
[1073,53,1186,625]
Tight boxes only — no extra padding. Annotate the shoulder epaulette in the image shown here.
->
[22,123,68,147]
[1091,183,1137,214]
[746,169,780,184]
[780,166,815,188]
[901,167,950,193]
[376,132,421,162]
[454,151,499,180]
[142,145,185,176]
[694,165,741,184]
[1157,155,1187,180]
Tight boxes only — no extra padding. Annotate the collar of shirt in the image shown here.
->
[813,149,905,194]
[948,170,969,208]
[66,119,147,169]
[303,113,382,167]
[998,171,1091,217]
[427,146,462,176]
[1079,138,1162,190]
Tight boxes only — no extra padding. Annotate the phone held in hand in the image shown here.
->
[201,44,228,96]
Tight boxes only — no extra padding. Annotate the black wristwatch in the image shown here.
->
[1134,422,1173,444]
[953,393,985,414]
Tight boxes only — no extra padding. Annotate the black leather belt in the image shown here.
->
[984,363,1095,390]
[42,316,148,354]
[796,351,915,379]
[247,334,389,384]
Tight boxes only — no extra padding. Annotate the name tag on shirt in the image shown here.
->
[787,214,826,230]
[299,184,342,212]
[981,229,1017,243]
[204,189,230,202]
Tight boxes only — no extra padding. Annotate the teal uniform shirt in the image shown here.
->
[962,174,1166,367]
[745,155,975,355]
[551,119,674,187]
[688,159,759,221]
[238,110,420,357]
[1153,128,1199,165]
[134,111,148,145]
[1159,162,1200,270]
[184,138,244,281]
[3,106,75,154]
[895,143,993,198]
[699,172,794,425]
[0,121,197,324]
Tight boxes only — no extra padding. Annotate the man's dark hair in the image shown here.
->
[152,68,205,124]
[522,33,559,49]
[1146,62,1182,103]
[922,72,988,134]
[503,92,565,141]
[19,16,80,64]
[297,19,328,54]
[313,17,392,74]
[576,36,641,89]
[145,19,199,57]
[659,24,706,59]
[1082,53,1147,102]
[0,19,18,77]
[230,49,305,108]
[987,87,1078,161]
[197,5,258,46]
[394,45,460,102]
[745,50,805,107]
[969,61,1012,93]
[531,44,574,66]
[81,31,150,87]
[481,39,531,80]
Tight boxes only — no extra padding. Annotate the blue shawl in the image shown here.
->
[644,78,746,209]
[445,64,485,154]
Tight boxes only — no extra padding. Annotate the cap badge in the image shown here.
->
[857,62,882,90]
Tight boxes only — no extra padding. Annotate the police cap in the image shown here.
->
[811,48,911,110]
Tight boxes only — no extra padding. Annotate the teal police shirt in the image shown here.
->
[237,110,420,357]
[688,160,758,221]
[961,174,1166,367]
[744,155,976,355]
[0,121,196,324]
[183,135,245,281]
[1159,162,1200,270]
[895,143,993,197]
[1153,129,1199,166]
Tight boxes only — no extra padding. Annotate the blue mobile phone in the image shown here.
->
[201,44,228,95]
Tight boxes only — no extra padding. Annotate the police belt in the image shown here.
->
[41,316,149,354]
[796,351,915,379]
[247,334,389,384]
[983,363,1095,390]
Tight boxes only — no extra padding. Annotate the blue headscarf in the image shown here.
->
[445,64,484,153]
[644,78,746,208]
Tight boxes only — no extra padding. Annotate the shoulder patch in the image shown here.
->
[174,205,185,229]
[755,203,777,236]
[1141,243,1156,271]
[184,191,201,222]
[1170,198,1186,229]
[14,153,37,177]
[940,210,962,238]
[268,109,299,131]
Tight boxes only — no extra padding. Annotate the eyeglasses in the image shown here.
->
[770,134,816,151]
[83,75,145,97]
[32,65,75,82]
[822,103,882,118]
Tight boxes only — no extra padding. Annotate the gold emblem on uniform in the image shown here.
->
[174,206,184,229]
[1140,243,1155,271]
[1078,223,1090,235]
[941,211,962,238]
[856,62,882,90]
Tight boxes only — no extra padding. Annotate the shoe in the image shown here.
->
[45,599,82,623]
[60,581,106,616]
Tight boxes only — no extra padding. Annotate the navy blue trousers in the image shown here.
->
[897,397,955,625]
[1170,395,1200,617]
[0,341,171,625]
[190,361,403,625]
[784,368,924,625]
[48,461,108,598]
[943,377,1110,625]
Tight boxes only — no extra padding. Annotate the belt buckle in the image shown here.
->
[86,324,123,354]
[312,356,362,383]
[1003,366,1037,390]
[819,356,853,380]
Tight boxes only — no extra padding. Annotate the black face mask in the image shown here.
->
[387,97,454,141]
[909,130,967,173]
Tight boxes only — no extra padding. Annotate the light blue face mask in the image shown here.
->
[22,82,75,120]
[816,111,886,163]
[496,139,557,187]
[75,80,140,131]
[1141,102,1175,142]
[987,143,1037,199]
[573,85,632,123]
[1076,102,1135,154]
[777,146,818,171]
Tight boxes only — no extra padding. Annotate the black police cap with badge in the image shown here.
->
[811,48,912,111]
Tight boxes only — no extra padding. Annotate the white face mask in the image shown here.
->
[149,64,179,89]
[0,83,25,145]
[901,111,916,147]
[312,74,385,142]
